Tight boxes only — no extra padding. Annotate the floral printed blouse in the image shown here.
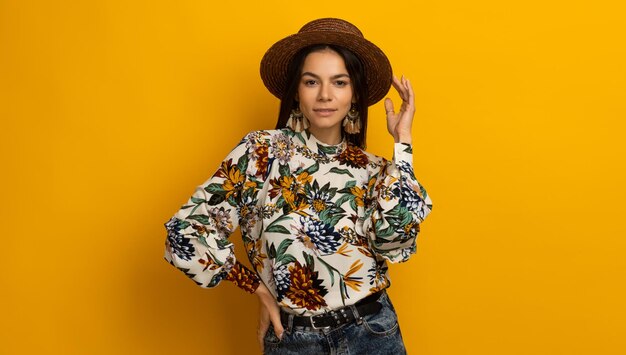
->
[164,128,432,315]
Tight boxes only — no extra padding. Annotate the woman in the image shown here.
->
[164,18,432,354]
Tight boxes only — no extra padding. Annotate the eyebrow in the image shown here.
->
[301,72,350,79]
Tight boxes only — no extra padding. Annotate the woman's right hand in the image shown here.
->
[254,283,284,352]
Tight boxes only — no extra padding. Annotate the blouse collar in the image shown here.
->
[299,129,347,157]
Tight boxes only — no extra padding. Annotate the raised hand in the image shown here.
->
[384,75,415,144]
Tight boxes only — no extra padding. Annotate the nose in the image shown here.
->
[317,82,331,101]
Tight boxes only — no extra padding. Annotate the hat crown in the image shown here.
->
[260,18,392,106]
[298,18,364,38]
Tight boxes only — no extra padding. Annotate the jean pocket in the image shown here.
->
[361,295,400,337]
[263,326,283,346]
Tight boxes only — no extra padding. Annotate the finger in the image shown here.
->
[258,332,265,353]
[257,304,270,345]
[401,75,410,102]
[257,315,272,352]
[384,98,395,115]
[391,75,402,92]
[405,78,415,107]
[269,309,285,339]
[391,76,403,95]
[257,322,267,352]
[392,75,409,102]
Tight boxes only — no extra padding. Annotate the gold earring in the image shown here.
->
[286,107,309,132]
[343,104,361,134]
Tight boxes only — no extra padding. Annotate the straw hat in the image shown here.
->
[260,18,392,106]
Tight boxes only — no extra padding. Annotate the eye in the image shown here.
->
[303,79,318,86]
[335,80,349,87]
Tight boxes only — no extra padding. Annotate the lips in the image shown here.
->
[312,108,337,117]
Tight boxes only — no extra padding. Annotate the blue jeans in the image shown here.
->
[264,291,407,354]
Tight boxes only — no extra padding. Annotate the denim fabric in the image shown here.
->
[264,291,407,355]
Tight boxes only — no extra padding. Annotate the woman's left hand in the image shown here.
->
[254,283,283,352]
[384,75,415,144]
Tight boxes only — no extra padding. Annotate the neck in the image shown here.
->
[308,126,342,145]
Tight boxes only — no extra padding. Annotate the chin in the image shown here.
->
[308,117,344,128]
[309,122,343,131]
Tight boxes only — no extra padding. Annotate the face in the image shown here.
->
[297,49,355,143]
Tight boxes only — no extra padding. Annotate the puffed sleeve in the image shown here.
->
[164,132,262,293]
[363,143,433,263]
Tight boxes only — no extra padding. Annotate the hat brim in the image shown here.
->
[260,31,392,106]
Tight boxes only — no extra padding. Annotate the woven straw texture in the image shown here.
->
[260,18,393,106]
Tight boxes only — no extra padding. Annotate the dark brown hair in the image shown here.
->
[274,44,369,149]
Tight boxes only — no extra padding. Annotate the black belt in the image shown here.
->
[280,291,383,329]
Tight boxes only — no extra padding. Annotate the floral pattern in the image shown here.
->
[165,218,195,261]
[164,128,432,315]
[285,260,328,311]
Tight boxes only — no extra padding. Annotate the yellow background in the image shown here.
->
[1,0,625,354]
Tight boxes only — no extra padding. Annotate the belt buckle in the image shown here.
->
[309,314,325,330]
